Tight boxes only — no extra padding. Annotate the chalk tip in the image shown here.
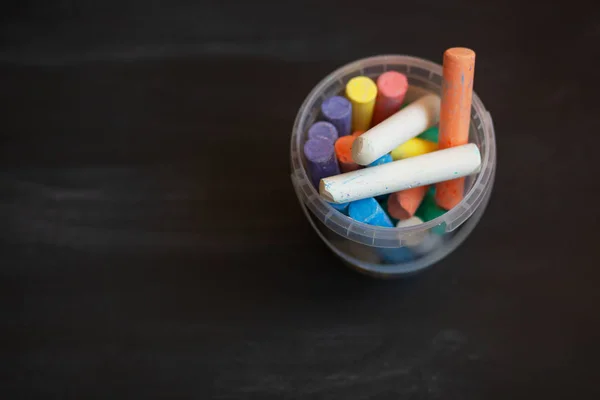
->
[321,96,351,119]
[346,76,377,103]
[304,138,335,163]
[351,136,372,166]
[444,47,476,61]
[396,216,424,228]
[472,144,483,173]
[377,71,408,99]
[319,179,335,202]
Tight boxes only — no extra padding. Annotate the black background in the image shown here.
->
[2,1,600,398]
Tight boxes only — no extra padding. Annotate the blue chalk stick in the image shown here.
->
[348,198,394,228]
[348,197,414,264]
[308,121,338,144]
[329,201,349,214]
[348,198,413,263]
[321,96,352,137]
[368,153,393,167]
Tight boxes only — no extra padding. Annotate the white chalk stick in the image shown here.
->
[411,234,443,255]
[396,216,427,247]
[396,216,424,228]
[320,143,481,204]
[396,216,444,255]
[352,94,441,166]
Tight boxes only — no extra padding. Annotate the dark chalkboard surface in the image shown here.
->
[2,0,600,398]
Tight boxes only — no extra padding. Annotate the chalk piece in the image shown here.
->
[371,71,408,126]
[321,96,352,137]
[368,153,393,167]
[308,121,338,144]
[437,177,466,211]
[436,47,476,210]
[396,216,442,255]
[334,135,360,173]
[345,76,377,132]
[320,143,481,204]
[416,191,447,235]
[396,216,424,228]
[352,94,441,165]
[391,138,438,160]
[304,138,340,189]
[329,201,349,214]
[418,126,439,143]
[348,198,393,228]
[396,216,427,247]
[387,186,428,220]
[412,233,443,255]
[368,153,393,201]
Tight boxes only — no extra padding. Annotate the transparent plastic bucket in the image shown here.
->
[290,55,496,278]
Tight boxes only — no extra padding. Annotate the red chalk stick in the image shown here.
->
[371,71,408,126]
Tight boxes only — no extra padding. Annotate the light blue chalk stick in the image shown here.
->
[368,153,393,167]
[329,201,349,215]
[348,198,414,264]
[348,198,393,228]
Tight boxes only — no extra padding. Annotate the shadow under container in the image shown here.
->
[290,55,496,278]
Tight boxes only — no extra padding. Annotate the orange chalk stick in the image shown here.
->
[371,71,408,126]
[335,135,360,173]
[387,186,428,220]
[436,47,476,210]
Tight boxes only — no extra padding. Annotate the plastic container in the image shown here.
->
[290,55,496,278]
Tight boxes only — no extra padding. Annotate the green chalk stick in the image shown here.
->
[418,126,439,143]
[416,191,446,235]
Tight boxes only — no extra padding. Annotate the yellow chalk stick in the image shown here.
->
[391,138,438,160]
[345,76,377,132]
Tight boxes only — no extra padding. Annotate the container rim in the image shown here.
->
[290,54,496,245]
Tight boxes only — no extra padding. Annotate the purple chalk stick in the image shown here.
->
[321,96,352,137]
[308,121,339,144]
[303,138,340,189]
